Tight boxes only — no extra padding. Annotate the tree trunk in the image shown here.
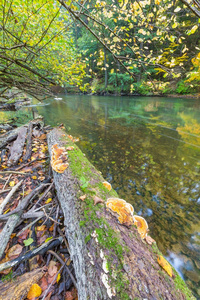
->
[104,47,108,91]
[47,128,194,300]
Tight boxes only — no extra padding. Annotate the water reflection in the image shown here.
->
[36,95,200,298]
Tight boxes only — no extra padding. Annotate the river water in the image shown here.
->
[32,95,200,297]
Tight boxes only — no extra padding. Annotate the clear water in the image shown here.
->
[34,95,200,298]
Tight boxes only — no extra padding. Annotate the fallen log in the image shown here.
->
[23,121,33,163]
[7,126,27,166]
[0,267,45,300]
[0,118,44,150]
[0,126,24,149]
[47,128,195,300]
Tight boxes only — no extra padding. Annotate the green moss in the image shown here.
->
[173,270,196,300]
[1,270,13,282]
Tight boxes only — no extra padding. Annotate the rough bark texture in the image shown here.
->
[7,126,27,166]
[0,267,45,300]
[0,126,23,149]
[47,128,194,300]
[23,121,33,162]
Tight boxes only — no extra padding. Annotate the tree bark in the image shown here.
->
[7,126,27,166]
[47,128,195,300]
[23,121,33,162]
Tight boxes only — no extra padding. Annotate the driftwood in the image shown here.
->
[7,126,27,166]
[0,125,24,149]
[47,128,195,300]
[23,121,33,162]
[0,118,44,150]
[0,124,13,131]
[0,267,45,300]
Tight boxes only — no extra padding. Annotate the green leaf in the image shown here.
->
[45,237,53,243]
[23,238,34,246]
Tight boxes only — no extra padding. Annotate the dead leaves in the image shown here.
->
[157,255,173,277]
[93,195,104,205]
[145,234,156,245]
[0,244,23,275]
[79,194,87,201]
[27,283,42,299]
[67,135,79,143]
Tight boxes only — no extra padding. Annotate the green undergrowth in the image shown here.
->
[59,133,195,300]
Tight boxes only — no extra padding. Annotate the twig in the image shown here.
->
[15,156,49,171]
[2,174,12,190]
[57,227,70,254]
[32,181,54,210]
[47,249,77,288]
[16,216,42,237]
[42,207,62,225]
[53,205,60,237]
[0,237,63,272]
[0,188,11,194]
[0,187,51,221]
[23,122,33,163]
[0,171,27,175]
[41,263,65,300]
[0,183,48,259]
[0,179,23,214]
[46,205,60,265]
[22,211,44,219]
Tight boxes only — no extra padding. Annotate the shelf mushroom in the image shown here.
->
[106,198,134,227]
[51,144,69,173]
[133,215,148,239]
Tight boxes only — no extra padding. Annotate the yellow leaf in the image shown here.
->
[4,208,10,214]
[27,283,42,299]
[45,198,52,204]
[190,25,198,35]
[32,176,37,180]
[9,181,15,187]
[57,273,61,283]
[37,225,46,231]
[157,255,173,277]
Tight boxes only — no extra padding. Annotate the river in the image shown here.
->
[30,95,200,298]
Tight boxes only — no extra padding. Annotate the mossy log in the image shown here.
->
[47,128,195,300]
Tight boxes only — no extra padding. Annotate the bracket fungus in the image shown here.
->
[51,144,69,173]
[102,181,112,191]
[133,215,148,239]
[106,198,134,227]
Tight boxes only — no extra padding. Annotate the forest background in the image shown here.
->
[0,0,200,99]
